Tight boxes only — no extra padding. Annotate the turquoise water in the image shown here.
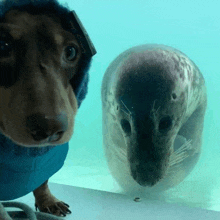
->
[51,0,220,212]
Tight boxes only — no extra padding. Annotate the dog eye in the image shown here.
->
[64,46,76,61]
[0,40,12,57]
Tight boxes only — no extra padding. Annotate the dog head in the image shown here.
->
[0,0,96,147]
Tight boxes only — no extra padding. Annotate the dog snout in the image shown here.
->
[26,112,68,143]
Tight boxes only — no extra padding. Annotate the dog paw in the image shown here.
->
[35,195,71,217]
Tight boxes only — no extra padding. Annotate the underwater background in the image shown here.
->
[52,0,220,212]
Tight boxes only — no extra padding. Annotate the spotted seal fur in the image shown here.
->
[101,44,207,194]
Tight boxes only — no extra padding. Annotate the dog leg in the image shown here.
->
[33,180,71,217]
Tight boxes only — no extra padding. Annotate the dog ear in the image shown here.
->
[68,10,96,57]
[67,11,96,108]
[69,57,91,108]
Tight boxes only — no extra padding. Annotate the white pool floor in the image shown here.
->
[5,182,220,220]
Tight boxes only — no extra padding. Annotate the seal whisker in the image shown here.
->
[107,142,127,162]
[121,108,130,117]
[152,100,156,110]
[155,106,161,115]
[169,139,192,166]
[121,100,132,115]
[150,100,160,123]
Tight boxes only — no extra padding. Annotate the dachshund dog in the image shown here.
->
[0,0,96,217]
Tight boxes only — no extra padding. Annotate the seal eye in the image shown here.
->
[159,116,172,132]
[121,119,131,135]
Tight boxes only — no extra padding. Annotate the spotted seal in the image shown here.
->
[101,44,207,194]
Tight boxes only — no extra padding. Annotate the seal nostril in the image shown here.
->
[121,119,131,135]
[159,116,172,132]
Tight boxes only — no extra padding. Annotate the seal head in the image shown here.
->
[102,44,207,191]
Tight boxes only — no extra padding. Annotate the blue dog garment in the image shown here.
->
[0,135,69,200]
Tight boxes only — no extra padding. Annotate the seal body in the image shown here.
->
[101,44,207,194]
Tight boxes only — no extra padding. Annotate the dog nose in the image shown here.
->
[26,113,68,142]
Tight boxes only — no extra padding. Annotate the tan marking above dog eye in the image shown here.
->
[54,34,63,45]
